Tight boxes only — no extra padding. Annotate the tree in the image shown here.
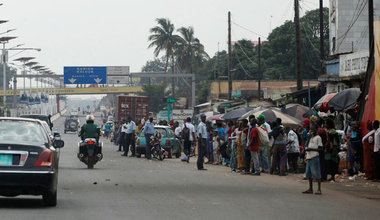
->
[140,82,168,113]
[176,26,208,72]
[141,57,167,84]
[148,18,183,95]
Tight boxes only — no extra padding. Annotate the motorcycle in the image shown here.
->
[78,137,103,169]
[150,134,168,161]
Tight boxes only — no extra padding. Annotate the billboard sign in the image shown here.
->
[64,66,107,84]
[172,109,193,120]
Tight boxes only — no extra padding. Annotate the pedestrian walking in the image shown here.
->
[181,117,195,163]
[303,125,323,195]
[238,119,249,172]
[122,116,136,157]
[116,121,123,151]
[120,119,128,153]
[270,119,287,176]
[143,117,155,160]
[197,114,207,170]
[243,115,255,174]
[212,130,221,165]
[286,127,300,173]
[257,115,271,173]
[248,118,260,175]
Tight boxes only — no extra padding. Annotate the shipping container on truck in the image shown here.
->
[114,95,149,123]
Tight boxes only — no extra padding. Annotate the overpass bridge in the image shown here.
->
[0,86,143,96]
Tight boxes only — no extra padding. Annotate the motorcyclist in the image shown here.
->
[79,115,99,142]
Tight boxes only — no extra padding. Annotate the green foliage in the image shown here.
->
[0,64,16,91]
[140,82,168,113]
[148,18,184,72]
[196,80,209,104]
[145,8,329,105]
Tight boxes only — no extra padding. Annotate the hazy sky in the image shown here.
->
[1,0,328,75]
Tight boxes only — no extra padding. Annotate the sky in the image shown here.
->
[0,0,329,77]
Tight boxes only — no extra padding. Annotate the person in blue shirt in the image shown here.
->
[143,117,155,160]
[105,123,111,138]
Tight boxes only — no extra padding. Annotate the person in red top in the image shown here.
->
[248,118,261,175]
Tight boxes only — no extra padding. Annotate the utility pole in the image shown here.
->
[295,0,302,91]
[228,11,232,100]
[258,37,261,101]
[319,0,325,75]
[369,0,374,55]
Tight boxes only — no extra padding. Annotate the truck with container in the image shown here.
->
[114,95,149,123]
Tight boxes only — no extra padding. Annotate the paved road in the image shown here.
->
[1,115,380,220]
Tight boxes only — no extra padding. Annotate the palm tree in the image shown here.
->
[176,26,208,72]
[148,18,183,95]
[176,27,208,101]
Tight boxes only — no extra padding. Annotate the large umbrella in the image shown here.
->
[223,107,253,120]
[313,93,337,112]
[242,108,302,129]
[239,106,270,120]
[283,104,312,121]
[327,88,361,111]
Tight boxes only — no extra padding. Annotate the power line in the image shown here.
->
[231,30,257,66]
[233,50,256,79]
[231,21,266,38]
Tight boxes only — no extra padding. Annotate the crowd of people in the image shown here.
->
[107,112,380,195]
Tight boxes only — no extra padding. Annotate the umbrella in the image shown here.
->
[223,107,253,120]
[327,88,361,111]
[239,106,270,120]
[242,108,302,129]
[283,104,312,121]
[313,93,337,112]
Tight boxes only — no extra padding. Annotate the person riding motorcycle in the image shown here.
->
[79,115,99,142]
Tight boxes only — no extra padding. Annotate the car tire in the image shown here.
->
[43,190,57,207]
[175,149,181,158]
[136,153,141,158]
[64,130,66,134]
[167,148,172,158]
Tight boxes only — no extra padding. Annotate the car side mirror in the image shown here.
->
[53,140,64,148]
[53,131,60,137]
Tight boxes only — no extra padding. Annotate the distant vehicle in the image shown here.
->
[70,110,78,116]
[0,117,64,206]
[19,114,53,130]
[107,115,114,122]
[136,126,181,158]
[64,118,79,134]
[115,95,149,122]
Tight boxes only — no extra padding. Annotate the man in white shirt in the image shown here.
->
[122,116,136,157]
[303,125,323,195]
[373,120,380,180]
[181,117,195,163]
[197,114,207,170]
[287,127,300,173]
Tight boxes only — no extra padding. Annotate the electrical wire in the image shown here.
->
[231,21,266,38]
[233,50,256,79]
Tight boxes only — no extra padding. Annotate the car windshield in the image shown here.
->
[139,127,168,138]
[0,120,48,146]
[21,115,49,124]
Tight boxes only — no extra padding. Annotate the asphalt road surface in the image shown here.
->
[1,115,380,220]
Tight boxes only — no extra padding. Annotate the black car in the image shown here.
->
[0,117,64,206]
[20,114,53,130]
[64,118,79,133]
